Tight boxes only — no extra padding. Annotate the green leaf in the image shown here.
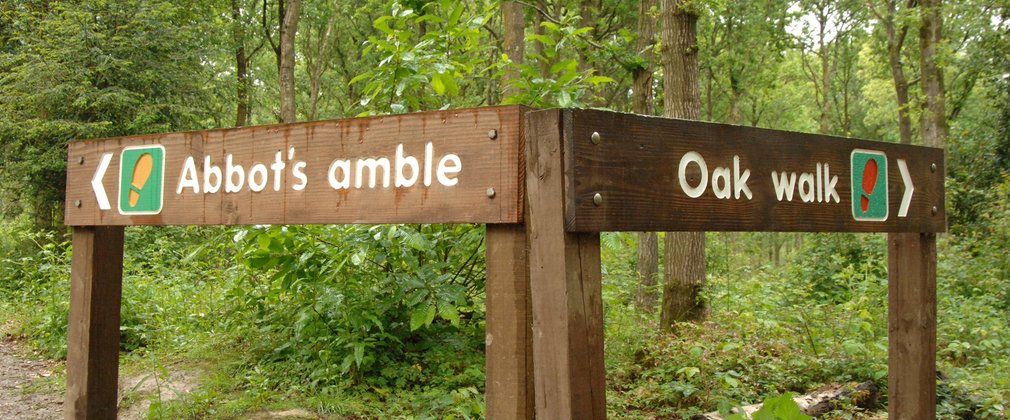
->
[751,393,811,420]
[410,303,436,331]
[448,2,463,27]
[676,366,700,379]
[540,21,560,32]
[438,301,461,327]
[585,75,615,85]
[431,74,446,95]
[373,16,393,35]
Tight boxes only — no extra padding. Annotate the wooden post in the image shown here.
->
[486,225,535,419]
[524,109,606,419]
[65,226,125,420]
[887,232,937,419]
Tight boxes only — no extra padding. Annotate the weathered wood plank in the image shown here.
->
[65,226,125,420]
[525,109,606,419]
[565,109,946,233]
[888,232,937,419]
[485,224,535,419]
[65,106,524,226]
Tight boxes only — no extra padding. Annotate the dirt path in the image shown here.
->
[0,336,62,419]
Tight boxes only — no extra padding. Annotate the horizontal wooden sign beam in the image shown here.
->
[65,106,525,226]
[563,109,946,233]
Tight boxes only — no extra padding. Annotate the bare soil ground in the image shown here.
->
[0,332,325,419]
[0,335,62,420]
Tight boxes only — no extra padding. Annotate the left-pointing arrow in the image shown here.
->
[92,153,113,210]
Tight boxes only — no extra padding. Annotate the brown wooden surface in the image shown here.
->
[65,227,125,420]
[65,106,524,226]
[485,224,535,419]
[564,109,946,233]
[888,232,937,419]
[525,110,606,419]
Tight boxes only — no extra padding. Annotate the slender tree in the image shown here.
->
[634,0,660,311]
[659,0,706,329]
[279,0,300,123]
[868,0,917,144]
[231,0,265,127]
[503,1,525,99]
[919,0,946,148]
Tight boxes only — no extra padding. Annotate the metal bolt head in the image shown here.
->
[486,187,496,198]
[930,163,937,173]
[78,156,84,165]
[74,200,82,208]
[488,129,498,140]
[592,193,603,206]
[591,132,601,145]
[931,206,938,216]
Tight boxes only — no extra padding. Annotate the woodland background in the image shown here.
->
[0,0,1008,417]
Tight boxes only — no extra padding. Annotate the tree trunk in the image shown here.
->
[279,0,299,123]
[305,15,336,121]
[633,0,659,311]
[232,0,250,127]
[818,19,830,135]
[659,0,705,329]
[503,1,524,99]
[870,0,915,144]
[920,0,946,148]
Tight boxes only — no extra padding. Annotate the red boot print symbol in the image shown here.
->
[861,158,878,212]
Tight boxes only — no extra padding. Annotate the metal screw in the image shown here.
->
[930,163,937,173]
[78,156,84,165]
[74,200,82,208]
[486,187,496,198]
[593,193,603,206]
[591,132,601,145]
[488,129,498,140]
[931,206,938,216]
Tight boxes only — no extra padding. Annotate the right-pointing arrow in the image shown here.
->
[897,159,914,218]
[91,153,113,210]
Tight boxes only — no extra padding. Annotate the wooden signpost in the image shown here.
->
[64,106,944,419]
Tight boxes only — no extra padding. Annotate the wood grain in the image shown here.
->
[888,232,937,419]
[485,224,535,420]
[564,109,946,233]
[65,226,124,420]
[65,106,524,226]
[525,110,606,419]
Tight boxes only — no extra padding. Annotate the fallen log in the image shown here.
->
[692,381,878,419]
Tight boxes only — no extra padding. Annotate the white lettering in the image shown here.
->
[292,161,307,191]
[816,163,823,202]
[824,164,839,203]
[225,154,245,193]
[712,166,731,199]
[328,159,351,189]
[678,152,708,198]
[248,163,268,192]
[356,158,391,188]
[177,156,200,194]
[733,156,752,199]
[203,156,222,193]
[798,173,815,202]
[424,142,434,187]
[270,151,285,192]
[772,171,797,201]
[436,154,462,186]
[395,144,419,187]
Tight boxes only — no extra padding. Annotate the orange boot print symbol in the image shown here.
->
[128,153,153,207]
[118,145,165,215]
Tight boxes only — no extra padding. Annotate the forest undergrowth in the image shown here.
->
[1,189,1009,418]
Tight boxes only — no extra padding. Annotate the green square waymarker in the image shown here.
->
[118,145,165,215]
[851,149,888,221]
